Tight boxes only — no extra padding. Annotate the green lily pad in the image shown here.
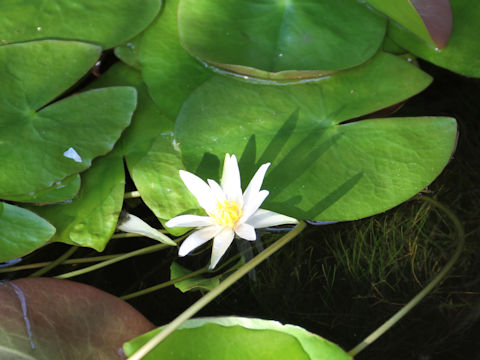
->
[86,63,198,231]
[114,34,143,70]
[0,278,154,359]
[170,262,219,292]
[388,0,480,77]
[175,53,457,221]
[0,203,55,262]
[6,175,81,204]
[0,40,137,200]
[366,0,452,48]
[177,0,386,77]
[0,0,163,49]
[124,317,351,359]
[32,151,125,251]
[139,0,213,119]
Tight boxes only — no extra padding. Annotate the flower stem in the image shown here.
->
[127,220,306,360]
[347,196,465,357]
[55,243,172,279]
[29,246,78,277]
[121,266,208,300]
[0,254,125,274]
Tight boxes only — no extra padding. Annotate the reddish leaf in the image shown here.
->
[411,0,453,48]
[0,278,154,359]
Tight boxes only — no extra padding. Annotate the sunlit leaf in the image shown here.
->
[0,40,137,199]
[6,175,81,204]
[86,63,198,232]
[124,317,351,359]
[0,0,163,49]
[0,203,55,262]
[32,151,125,251]
[0,278,154,359]
[175,53,457,221]
[178,0,386,77]
[139,0,213,119]
[388,0,480,77]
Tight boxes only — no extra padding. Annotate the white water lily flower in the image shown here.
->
[165,154,298,269]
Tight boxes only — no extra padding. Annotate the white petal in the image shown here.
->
[243,162,270,206]
[220,154,242,203]
[246,208,299,229]
[235,222,256,241]
[207,179,226,203]
[165,215,214,228]
[209,228,235,269]
[240,189,269,222]
[179,170,216,213]
[117,213,176,246]
[178,226,219,256]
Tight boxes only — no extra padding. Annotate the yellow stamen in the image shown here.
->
[210,200,242,228]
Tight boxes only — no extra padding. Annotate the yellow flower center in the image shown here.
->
[210,200,242,228]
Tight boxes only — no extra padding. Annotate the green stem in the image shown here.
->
[0,254,124,274]
[121,266,208,300]
[127,221,306,360]
[55,243,171,279]
[347,196,465,357]
[29,246,78,277]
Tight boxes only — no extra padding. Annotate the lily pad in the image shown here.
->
[32,151,125,251]
[175,53,457,221]
[366,0,452,48]
[170,262,220,292]
[0,0,163,49]
[86,63,198,231]
[0,203,55,262]
[177,0,386,77]
[388,0,480,77]
[124,316,351,359]
[0,40,137,200]
[0,278,155,359]
[5,175,81,204]
[139,0,213,119]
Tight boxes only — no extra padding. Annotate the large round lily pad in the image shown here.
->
[178,0,386,77]
[175,53,457,221]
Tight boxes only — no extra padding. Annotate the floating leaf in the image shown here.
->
[177,0,386,77]
[170,262,219,292]
[87,63,198,230]
[366,0,452,48]
[175,53,457,221]
[124,317,351,359]
[0,278,154,359]
[32,151,125,251]
[0,203,55,262]
[6,175,81,204]
[139,0,213,119]
[389,0,480,77]
[0,40,137,199]
[0,0,163,48]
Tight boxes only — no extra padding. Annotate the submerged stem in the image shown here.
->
[120,267,208,300]
[55,243,171,279]
[127,221,306,360]
[347,196,465,357]
[29,246,78,277]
